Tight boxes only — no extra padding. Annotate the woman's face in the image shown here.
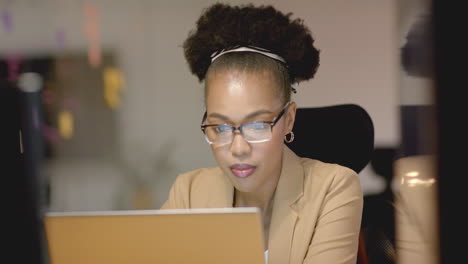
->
[205,68,296,193]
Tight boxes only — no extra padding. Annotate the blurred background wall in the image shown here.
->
[1,0,402,211]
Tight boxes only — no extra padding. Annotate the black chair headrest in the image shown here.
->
[286,104,374,173]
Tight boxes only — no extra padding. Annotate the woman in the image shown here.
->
[161,3,363,264]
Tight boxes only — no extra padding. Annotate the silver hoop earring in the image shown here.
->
[284,131,294,143]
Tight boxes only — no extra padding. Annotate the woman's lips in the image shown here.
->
[230,164,256,178]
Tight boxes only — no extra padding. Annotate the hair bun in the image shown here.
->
[183,3,320,82]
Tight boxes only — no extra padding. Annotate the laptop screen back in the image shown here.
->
[45,207,265,264]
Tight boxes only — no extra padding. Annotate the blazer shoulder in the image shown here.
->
[299,158,361,195]
[301,157,358,177]
[161,166,224,209]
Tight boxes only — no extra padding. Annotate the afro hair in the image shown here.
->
[183,3,320,83]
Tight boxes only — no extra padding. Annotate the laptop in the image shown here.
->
[44,207,265,264]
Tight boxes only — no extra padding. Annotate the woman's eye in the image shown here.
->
[215,125,231,133]
[246,122,268,130]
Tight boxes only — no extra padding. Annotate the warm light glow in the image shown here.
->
[103,67,125,109]
[407,178,436,187]
[405,171,420,177]
[58,110,74,139]
[83,3,101,67]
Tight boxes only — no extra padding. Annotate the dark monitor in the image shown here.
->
[1,75,48,264]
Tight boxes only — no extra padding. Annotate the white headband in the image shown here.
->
[210,46,286,64]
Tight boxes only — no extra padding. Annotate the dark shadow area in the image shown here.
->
[361,147,397,264]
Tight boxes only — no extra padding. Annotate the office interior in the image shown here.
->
[2,0,459,263]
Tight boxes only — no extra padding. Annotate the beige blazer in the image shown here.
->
[161,146,363,264]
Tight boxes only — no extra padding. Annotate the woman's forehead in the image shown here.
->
[206,70,281,103]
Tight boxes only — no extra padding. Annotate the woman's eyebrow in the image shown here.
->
[207,109,274,122]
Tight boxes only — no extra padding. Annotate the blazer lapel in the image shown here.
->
[268,146,304,264]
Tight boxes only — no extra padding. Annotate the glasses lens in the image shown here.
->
[242,122,272,143]
[204,124,232,144]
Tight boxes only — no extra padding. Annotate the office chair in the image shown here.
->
[286,104,375,264]
[287,104,374,173]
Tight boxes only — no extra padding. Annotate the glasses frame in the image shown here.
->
[200,102,291,145]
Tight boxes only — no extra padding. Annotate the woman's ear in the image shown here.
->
[286,101,297,133]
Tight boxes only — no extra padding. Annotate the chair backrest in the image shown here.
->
[286,104,374,174]
[287,104,374,264]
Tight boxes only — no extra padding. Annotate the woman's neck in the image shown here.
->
[234,189,274,212]
[233,172,278,211]
[233,169,281,250]
[234,187,276,251]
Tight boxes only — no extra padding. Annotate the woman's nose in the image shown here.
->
[230,131,251,158]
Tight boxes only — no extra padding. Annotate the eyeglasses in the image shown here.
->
[200,102,290,145]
